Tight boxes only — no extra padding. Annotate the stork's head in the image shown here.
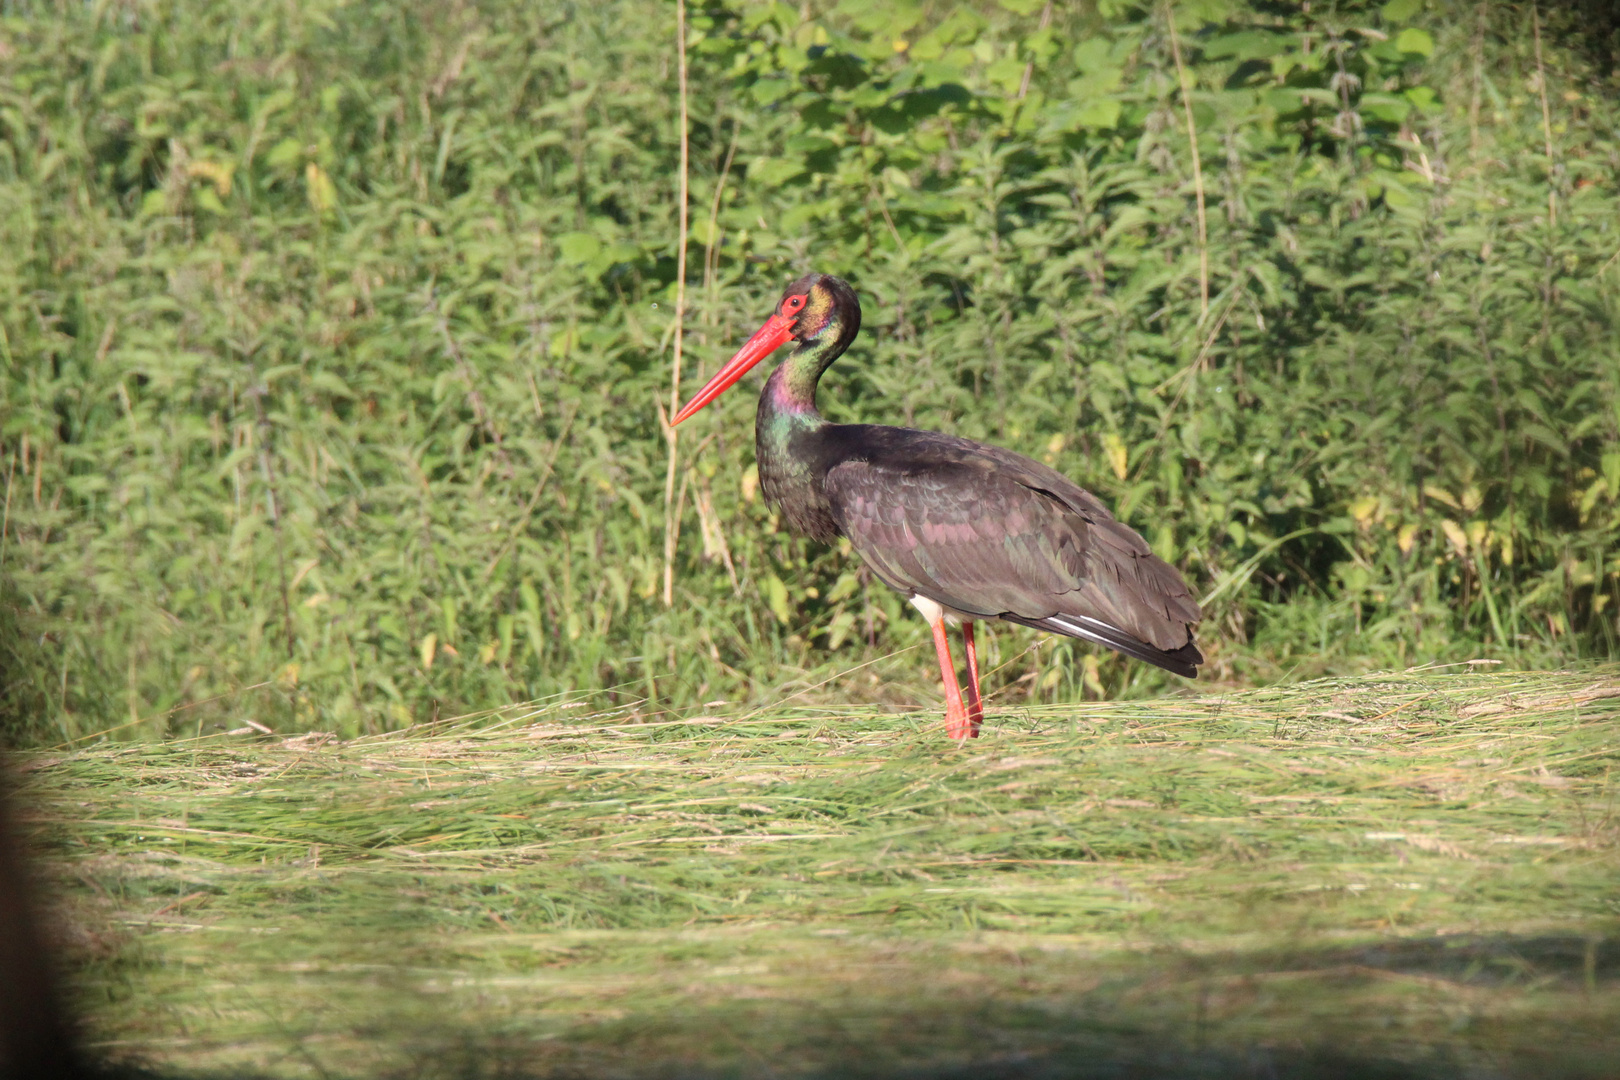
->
[671,273,861,426]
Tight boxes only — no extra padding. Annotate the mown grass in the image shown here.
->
[18,668,1620,1078]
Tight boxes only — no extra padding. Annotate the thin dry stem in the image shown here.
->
[0,452,14,570]
[661,0,691,608]
[1468,1,1487,156]
[1015,1,1054,101]
[1530,1,1556,227]
[480,400,580,584]
[702,126,741,329]
[1165,1,1209,321]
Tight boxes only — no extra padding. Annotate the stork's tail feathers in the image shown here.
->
[1001,612,1203,679]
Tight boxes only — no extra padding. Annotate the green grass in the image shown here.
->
[22,668,1620,1078]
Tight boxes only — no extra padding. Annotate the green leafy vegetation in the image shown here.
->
[26,669,1620,1076]
[2,0,1619,742]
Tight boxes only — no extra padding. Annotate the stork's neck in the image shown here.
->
[762,335,840,421]
[755,338,844,542]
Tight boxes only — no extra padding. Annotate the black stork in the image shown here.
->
[671,273,1203,741]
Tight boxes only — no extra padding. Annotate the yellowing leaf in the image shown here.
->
[1348,496,1379,526]
[1082,654,1105,698]
[304,162,337,213]
[1102,433,1129,481]
[420,633,438,670]
[825,610,857,650]
[765,574,792,625]
[1422,484,1459,510]
[1440,519,1469,559]
[186,159,235,197]
[1396,524,1418,554]
[548,328,577,357]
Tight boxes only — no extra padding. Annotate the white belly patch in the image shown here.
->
[909,594,966,627]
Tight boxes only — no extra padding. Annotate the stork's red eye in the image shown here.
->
[784,295,806,312]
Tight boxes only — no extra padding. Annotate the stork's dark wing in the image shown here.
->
[820,427,1203,677]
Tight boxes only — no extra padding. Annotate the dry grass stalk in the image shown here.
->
[661,0,692,609]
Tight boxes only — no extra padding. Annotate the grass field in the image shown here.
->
[16,666,1620,1078]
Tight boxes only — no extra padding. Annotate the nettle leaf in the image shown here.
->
[1404,85,1440,111]
[1177,0,1238,29]
[1360,92,1411,123]
[1070,63,1124,100]
[555,232,601,265]
[1395,27,1435,57]
[1200,31,1285,62]
[835,0,922,38]
[907,7,987,62]
[751,77,795,105]
[1380,0,1423,23]
[1075,98,1123,130]
[1073,38,1113,73]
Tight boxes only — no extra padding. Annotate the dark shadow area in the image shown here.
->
[44,925,1618,1080]
[0,752,89,1078]
[1545,0,1620,77]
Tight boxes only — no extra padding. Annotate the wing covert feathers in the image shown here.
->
[818,425,1203,677]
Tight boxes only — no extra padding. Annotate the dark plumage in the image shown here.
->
[673,273,1203,739]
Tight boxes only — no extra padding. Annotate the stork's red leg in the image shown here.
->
[927,616,972,741]
[961,622,983,737]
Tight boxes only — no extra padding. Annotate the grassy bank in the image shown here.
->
[20,667,1620,1077]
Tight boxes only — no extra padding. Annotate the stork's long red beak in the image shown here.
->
[670,313,796,426]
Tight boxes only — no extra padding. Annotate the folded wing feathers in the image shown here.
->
[823,433,1203,675]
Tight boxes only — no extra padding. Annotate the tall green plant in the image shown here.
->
[1,0,1617,744]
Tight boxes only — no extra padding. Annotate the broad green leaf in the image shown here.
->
[1073,38,1112,73]
[1360,92,1412,123]
[1201,31,1285,61]
[1404,85,1439,111]
[1073,98,1122,129]
[265,137,304,170]
[555,232,601,265]
[1395,27,1435,57]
